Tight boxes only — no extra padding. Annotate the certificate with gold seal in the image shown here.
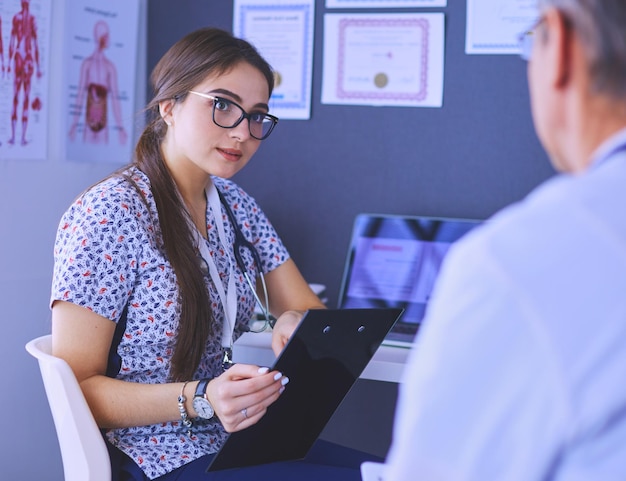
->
[233,0,315,120]
[322,13,445,108]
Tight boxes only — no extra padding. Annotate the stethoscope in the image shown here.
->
[194,184,276,370]
[215,188,277,333]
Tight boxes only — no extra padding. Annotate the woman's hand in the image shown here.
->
[270,309,304,355]
[205,363,289,432]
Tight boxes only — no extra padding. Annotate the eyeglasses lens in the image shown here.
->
[213,101,275,140]
[252,118,274,140]
[213,103,242,129]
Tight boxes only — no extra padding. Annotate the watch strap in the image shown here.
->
[194,378,210,399]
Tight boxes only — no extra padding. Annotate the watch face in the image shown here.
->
[193,396,214,419]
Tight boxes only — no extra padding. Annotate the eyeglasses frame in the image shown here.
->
[518,16,546,61]
[187,90,278,140]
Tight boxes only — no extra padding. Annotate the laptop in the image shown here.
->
[338,213,482,347]
[206,307,404,472]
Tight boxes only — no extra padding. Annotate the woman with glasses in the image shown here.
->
[50,28,374,481]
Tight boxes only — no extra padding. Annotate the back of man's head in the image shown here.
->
[539,0,626,100]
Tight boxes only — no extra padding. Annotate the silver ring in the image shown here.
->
[241,407,248,419]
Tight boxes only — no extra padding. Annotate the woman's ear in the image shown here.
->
[159,99,175,126]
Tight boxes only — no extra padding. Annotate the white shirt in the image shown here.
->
[385,130,626,480]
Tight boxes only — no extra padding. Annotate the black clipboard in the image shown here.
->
[206,308,404,472]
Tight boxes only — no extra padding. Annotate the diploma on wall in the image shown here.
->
[321,13,445,108]
[465,0,539,55]
[326,0,446,7]
[233,0,315,120]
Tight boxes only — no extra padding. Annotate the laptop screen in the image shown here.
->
[337,214,482,346]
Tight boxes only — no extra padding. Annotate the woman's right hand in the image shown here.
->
[204,363,289,432]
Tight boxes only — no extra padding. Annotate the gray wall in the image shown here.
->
[148,1,553,310]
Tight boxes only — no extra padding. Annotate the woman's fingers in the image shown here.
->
[206,364,289,432]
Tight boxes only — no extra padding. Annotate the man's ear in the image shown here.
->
[544,8,574,89]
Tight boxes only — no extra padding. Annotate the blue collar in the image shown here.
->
[589,127,626,169]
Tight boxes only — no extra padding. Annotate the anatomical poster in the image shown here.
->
[63,0,139,164]
[0,0,52,161]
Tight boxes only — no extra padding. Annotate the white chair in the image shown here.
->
[25,334,111,481]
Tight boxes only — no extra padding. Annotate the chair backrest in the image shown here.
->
[25,335,111,481]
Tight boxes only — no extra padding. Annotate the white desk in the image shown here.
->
[233,331,411,383]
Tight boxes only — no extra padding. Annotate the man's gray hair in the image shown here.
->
[538,0,626,98]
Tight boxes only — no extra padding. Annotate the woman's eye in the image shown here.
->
[214,99,231,111]
[250,113,266,124]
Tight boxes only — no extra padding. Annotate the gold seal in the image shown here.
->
[374,73,388,88]
[274,71,283,88]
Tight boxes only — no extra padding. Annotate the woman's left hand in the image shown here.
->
[270,310,304,356]
[262,258,326,355]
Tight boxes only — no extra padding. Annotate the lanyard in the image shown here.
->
[194,183,238,367]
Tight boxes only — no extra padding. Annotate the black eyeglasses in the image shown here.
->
[518,16,545,61]
[188,90,279,140]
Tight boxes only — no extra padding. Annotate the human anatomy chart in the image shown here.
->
[0,0,51,160]
[64,0,139,164]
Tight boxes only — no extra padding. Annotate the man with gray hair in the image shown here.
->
[382,1,626,479]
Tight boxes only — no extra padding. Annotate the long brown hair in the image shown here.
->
[133,28,274,381]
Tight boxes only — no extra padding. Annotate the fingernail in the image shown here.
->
[279,386,285,394]
[281,376,289,386]
[273,372,283,381]
[258,367,269,374]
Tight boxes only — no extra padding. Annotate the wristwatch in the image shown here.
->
[192,379,215,419]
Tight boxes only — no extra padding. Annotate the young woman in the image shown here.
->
[50,28,376,480]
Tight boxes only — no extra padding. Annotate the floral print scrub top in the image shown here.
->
[50,168,289,479]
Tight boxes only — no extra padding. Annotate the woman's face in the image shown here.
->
[160,61,271,184]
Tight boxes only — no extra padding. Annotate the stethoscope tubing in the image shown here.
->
[216,189,276,330]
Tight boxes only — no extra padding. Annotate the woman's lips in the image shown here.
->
[218,147,243,162]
